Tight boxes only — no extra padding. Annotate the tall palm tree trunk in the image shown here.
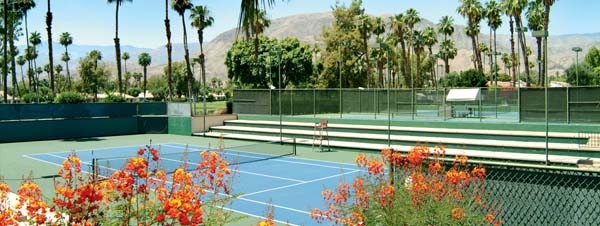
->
[198,29,207,116]
[165,0,173,99]
[181,15,193,99]
[24,12,32,89]
[65,46,71,90]
[494,29,498,86]
[9,20,19,99]
[114,2,123,94]
[509,16,517,86]
[2,0,7,103]
[470,35,478,70]
[46,0,54,93]
[399,40,410,87]
[415,53,421,88]
[143,66,147,99]
[516,18,530,86]
[444,34,450,74]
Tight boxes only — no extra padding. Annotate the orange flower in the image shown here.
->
[355,154,368,167]
[451,207,464,219]
[486,213,494,222]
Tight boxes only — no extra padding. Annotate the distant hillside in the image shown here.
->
[24,12,600,81]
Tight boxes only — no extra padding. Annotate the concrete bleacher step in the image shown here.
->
[226,120,581,139]
[209,125,597,152]
[200,131,599,166]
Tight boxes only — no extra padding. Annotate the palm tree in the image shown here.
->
[527,0,544,86]
[438,16,455,74]
[46,0,54,93]
[250,9,270,59]
[511,0,531,86]
[541,0,555,87]
[501,0,522,86]
[172,0,193,99]
[138,52,151,99]
[391,13,410,87]
[54,64,63,92]
[190,5,214,117]
[29,31,41,92]
[238,0,278,54]
[2,0,8,102]
[24,46,37,89]
[122,52,130,75]
[412,30,425,88]
[478,42,489,71]
[357,14,372,88]
[439,39,457,75]
[423,27,438,87]
[405,8,421,85]
[164,0,173,99]
[458,0,484,72]
[107,0,132,95]
[485,0,502,86]
[17,0,35,81]
[16,55,26,88]
[59,32,73,90]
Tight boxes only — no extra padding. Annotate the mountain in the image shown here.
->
[23,12,600,81]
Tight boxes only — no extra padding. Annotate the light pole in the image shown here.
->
[271,46,283,143]
[533,29,549,164]
[376,42,391,147]
[572,47,582,87]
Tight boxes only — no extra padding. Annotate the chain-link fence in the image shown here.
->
[234,87,600,123]
[484,164,600,225]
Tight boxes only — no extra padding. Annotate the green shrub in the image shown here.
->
[151,87,169,101]
[54,92,86,104]
[102,94,127,103]
[171,97,188,102]
[206,94,216,102]
[226,99,233,114]
[127,87,142,98]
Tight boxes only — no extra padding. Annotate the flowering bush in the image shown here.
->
[310,145,501,225]
[0,145,240,225]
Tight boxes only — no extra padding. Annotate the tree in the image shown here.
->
[412,30,426,87]
[458,0,484,72]
[122,52,129,75]
[17,0,35,86]
[565,63,595,86]
[423,26,438,87]
[225,35,313,88]
[438,16,455,74]
[164,0,173,99]
[46,0,54,93]
[138,52,151,99]
[405,8,421,86]
[16,55,26,88]
[485,0,502,86]
[501,52,512,75]
[78,50,109,101]
[191,4,214,117]
[107,0,132,95]
[357,14,372,88]
[584,47,600,69]
[172,0,193,99]
[391,13,410,87]
[526,0,544,86]
[237,0,279,57]
[541,0,555,87]
[2,0,8,102]
[59,32,73,90]
[162,62,189,97]
[501,0,527,86]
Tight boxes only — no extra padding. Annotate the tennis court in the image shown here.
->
[24,139,362,225]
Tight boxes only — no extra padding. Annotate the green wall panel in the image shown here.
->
[168,117,192,136]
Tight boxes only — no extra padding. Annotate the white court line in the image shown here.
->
[26,143,171,155]
[164,179,311,216]
[161,156,306,183]
[240,170,360,198]
[24,154,300,226]
[162,144,360,171]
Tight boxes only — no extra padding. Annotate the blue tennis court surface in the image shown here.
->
[25,143,362,225]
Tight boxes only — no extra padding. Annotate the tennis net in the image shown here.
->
[92,138,297,178]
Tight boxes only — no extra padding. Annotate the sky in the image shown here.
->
[21,0,600,49]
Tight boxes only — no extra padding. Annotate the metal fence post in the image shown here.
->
[566,86,570,124]
[313,89,316,118]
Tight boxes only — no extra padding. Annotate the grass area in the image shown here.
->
[192,101,227,115]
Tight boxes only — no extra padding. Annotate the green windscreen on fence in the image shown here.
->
[234,87,600,123]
